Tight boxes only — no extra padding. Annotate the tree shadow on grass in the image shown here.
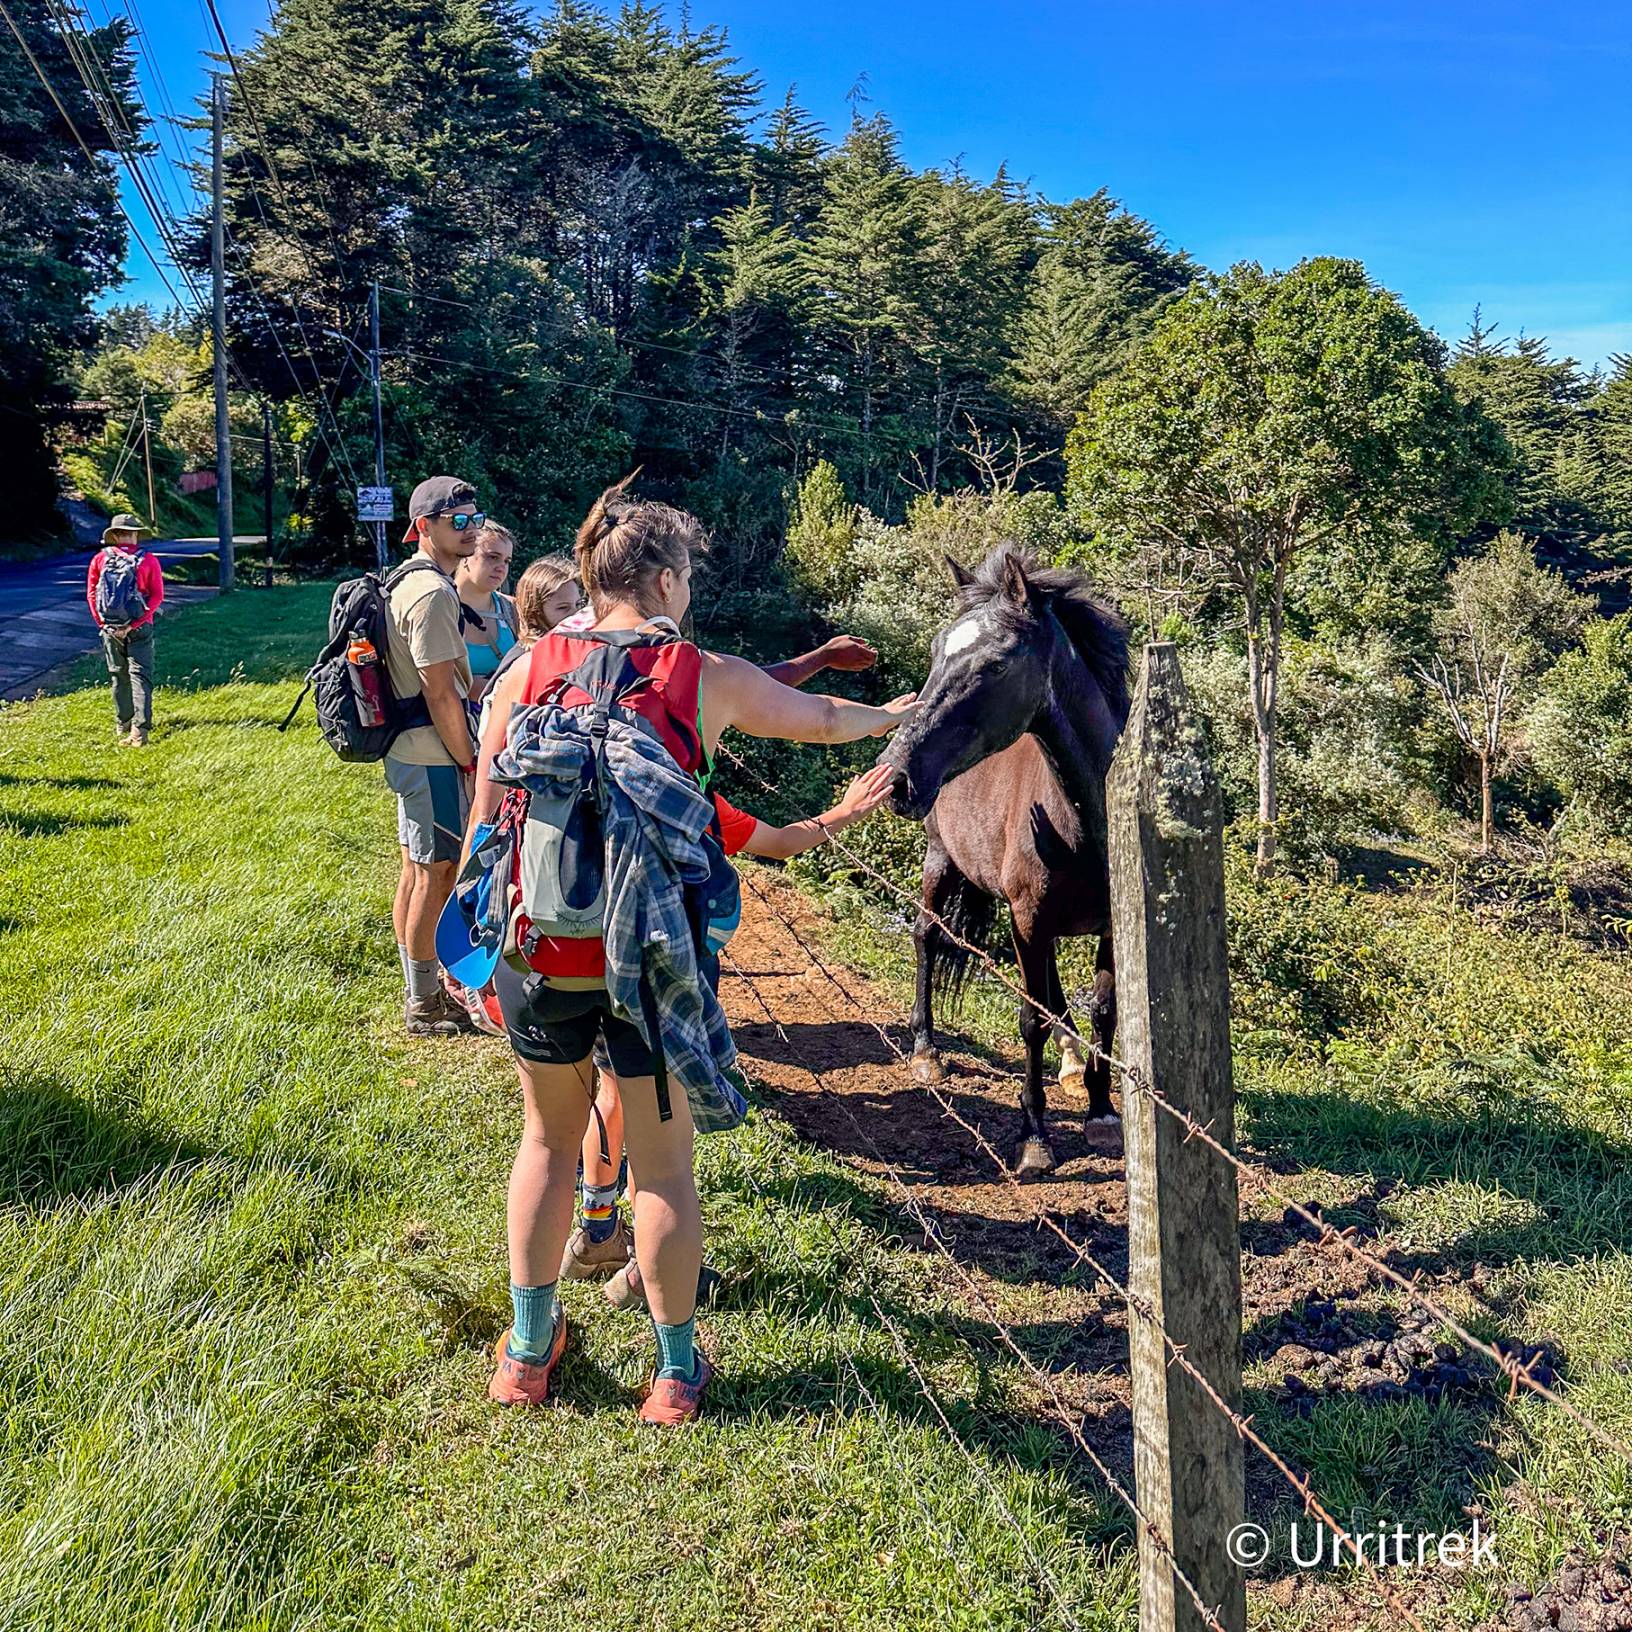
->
[0,809,127,839]
[0,1073,214,1207]
[0,770,119,790]
[1244,1081,1632,1270]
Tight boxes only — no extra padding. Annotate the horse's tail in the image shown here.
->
[928,873,1000,1016]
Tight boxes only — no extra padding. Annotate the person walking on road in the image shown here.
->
[86,513,163,746]
[387,476,486,1037]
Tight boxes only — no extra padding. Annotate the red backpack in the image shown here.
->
[499,625,704,983]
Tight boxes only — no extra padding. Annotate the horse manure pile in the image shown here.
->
[1249,1295,1558,1414]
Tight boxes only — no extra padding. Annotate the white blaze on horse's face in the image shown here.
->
[940,615,986,660]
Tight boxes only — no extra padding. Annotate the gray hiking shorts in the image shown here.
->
[384,755,469,866]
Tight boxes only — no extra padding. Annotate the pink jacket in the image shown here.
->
[87,547,165,631]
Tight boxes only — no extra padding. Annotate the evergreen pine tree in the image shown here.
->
[758,87,826,231]
[907,163,1033,485]
[1010,189,1192,427]
[805,112,919,499]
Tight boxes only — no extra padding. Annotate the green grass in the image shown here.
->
[0,585,1133,1631]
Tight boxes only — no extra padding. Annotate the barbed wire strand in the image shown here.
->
[721,1119,1079,1628]
[720,946,1229,1632]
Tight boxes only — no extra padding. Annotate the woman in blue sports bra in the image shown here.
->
[457,520,518,700]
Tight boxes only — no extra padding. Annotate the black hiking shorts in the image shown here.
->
[493,959,656,1079]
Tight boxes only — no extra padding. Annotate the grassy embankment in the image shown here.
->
[0,585,1131,1632]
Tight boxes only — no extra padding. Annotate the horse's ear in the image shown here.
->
[944,554,974,589]
[1000,550,1037,611]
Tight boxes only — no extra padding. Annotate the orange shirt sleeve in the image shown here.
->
[712,793,759,856]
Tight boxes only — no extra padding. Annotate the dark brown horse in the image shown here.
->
[880,544,1131,1178]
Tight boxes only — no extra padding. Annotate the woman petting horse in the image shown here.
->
[882,544,1131,1179]
[468,482,915,1424]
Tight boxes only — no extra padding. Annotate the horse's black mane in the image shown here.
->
[962,544,1132,723]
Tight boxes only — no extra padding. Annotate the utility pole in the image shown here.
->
[368,279,387,570]
[140,399,156,529]
[262,400,275,589]
[211,72,234,591]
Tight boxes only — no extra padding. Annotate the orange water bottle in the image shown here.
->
[347,636,386,727]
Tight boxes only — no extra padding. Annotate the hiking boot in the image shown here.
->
[560,1214,631,1281]
[115,722,133,744]
[605,1258,721,1314]
[488,1316,568,1408]
[639,1353,712,1427]
[129,727,149,747]
[405,987,476,1036]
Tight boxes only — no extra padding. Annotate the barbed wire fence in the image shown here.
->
[708,640,1632,1632]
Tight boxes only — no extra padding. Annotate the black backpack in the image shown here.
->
[279,560,446,761]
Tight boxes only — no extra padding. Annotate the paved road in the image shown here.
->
[0,538,256,701]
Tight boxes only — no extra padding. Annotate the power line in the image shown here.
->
[12,0,367,510]
[199,0,350,303]
[399,345,887,448]
[41,0,211,313]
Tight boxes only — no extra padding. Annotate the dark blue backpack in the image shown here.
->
[96,549,149,629]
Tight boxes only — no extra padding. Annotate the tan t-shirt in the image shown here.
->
[384,554,474,766]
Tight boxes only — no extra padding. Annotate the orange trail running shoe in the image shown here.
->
[488,1314,568,1407]
[639,1353,713,1428]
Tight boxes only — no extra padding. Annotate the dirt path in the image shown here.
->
[719,872,1134,1415]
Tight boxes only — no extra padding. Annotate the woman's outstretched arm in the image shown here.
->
[700,650,915,749]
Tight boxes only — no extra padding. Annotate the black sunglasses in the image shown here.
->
[438,510,487,532]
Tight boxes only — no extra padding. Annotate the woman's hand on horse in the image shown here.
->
[829,763,899,826]
[868,693,918,735]
[821,635,877,672]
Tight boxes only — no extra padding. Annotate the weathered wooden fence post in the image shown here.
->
[1108,641,1244,1632]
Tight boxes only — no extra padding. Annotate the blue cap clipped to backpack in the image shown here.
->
[435,820,513,988]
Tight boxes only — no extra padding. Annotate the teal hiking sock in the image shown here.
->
[653,1314,700,1382]
[510,1281,559,1362]
[581,1178,619,1244]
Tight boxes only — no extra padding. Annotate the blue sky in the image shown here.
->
[110,0,1631,367]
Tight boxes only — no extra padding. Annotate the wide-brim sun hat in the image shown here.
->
[101,513,155,545]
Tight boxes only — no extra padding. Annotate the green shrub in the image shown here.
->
[1529,613,1632,840]
[1182,636,1431,854]
[783,461,860,602]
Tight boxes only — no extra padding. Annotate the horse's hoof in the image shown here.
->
[1083,1113,1123,1156]
[1014,1138,1056,1181]
[1058,1064,1088,1097]
[910,1051,947,1086]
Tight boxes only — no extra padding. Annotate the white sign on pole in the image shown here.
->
[356,484,393,522]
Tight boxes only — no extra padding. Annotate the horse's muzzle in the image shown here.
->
[884,765,928,820]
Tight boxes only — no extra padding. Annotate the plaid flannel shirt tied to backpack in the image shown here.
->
[493,704,745,1133]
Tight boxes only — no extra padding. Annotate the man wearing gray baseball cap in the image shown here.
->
[384,475,485,1035]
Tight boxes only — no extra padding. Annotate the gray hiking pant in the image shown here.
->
[103,623,154,732]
